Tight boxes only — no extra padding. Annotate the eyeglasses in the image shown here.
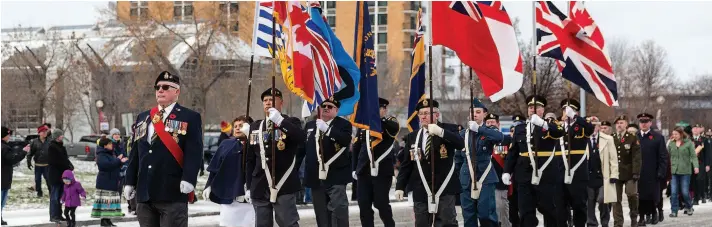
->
[321,104,336,110]
[154,85,177,91]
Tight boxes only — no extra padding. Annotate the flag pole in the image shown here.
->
[565,0,573,178]
[270,0,277,190]
[531,1,539,177]
[428,1,436,222]
[243,54,255,178]
[469,67,478,191]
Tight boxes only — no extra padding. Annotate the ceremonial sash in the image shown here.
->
[258,120,297,203]
[560,137,589,184]
[413,128,456,213]
[149,107,196,203]
[365,130,395,177]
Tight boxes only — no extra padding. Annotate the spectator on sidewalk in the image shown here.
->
[109,129,128,180]
[92,137,128,227]
[61,170,86,227]
[203,116,255,227]
[668,127,698,217]
[27,125,51,197]
[48,129,73,223]
[2,126,29,226]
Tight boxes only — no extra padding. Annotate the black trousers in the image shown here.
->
[413,195,458,227]
[695,170,707,201]
[357,176,395,227]
[312,185,349,227]
[136,202,188,227]
[508,183,520,227]
[63,206,76,222]
[518,182,561,227]
[560,181,589,227]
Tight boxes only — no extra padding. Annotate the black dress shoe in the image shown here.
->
[651,213,658,225]
[659,212,664,222]
[107,219,117,227]
[638,217,647,226]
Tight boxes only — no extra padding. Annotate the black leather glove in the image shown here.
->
[27,161,33,170]
[610,178,618,184]
[632,174,639,181]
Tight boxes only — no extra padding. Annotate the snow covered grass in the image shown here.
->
[4,158,210,211]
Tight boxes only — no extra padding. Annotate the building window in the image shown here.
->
[326,1,336,8]
[377,50,387,62]
[219,1,239,32]
[378,1,387,7]
[327,16,336,28]
[378,14,387,24]
[378,32,387,44]
[130,1,149,20]
[174,1,194,21]
[410,1,421,10]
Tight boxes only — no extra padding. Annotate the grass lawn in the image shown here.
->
[4,157,208,211]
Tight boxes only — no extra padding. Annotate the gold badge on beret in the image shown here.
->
[277,140,286,151]
[439,144,448,159]
[423,100,428,106]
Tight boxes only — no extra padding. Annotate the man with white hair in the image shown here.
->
[395,98,464,227]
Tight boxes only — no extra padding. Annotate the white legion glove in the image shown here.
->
[530,114,548,130]
[352,171,358,180]
[268,108,285,126]
[395,190,405,201]
[236,195,247,203]
[180,181,195,194]
[316,119,329,133]
[468,121,480,132]
[502,173,512,185]
[239,123,251,136]
[245,190,251,203]
[202,187,211,200]
[123,185,135,200]
[427,124,445,138]
[565,106,576,119]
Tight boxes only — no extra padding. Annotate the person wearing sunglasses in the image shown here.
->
[634,113,668,226]
[302,97,353,226]
[353,98,400,227]
[395,98,465,227]
[244,88,306,227]
[123,71,203,227]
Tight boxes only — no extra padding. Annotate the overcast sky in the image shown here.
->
[2,1,711,80]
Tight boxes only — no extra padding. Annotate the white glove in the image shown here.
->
[316,119,329,133]
[235,195,246,203]
[427,124,445,138]
[395,190,405,201]
[245,190,251,202]
[123,185,135,200]
[502,173,512,185]
[530,114,547,128]
[180,181,195,194]
[202,187,211,200]
[268,108,285,126]
[352,171,358,180]
[240,123,251,136]
[565,106,576,118]
[468,121,480,132]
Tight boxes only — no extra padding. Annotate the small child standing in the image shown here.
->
[61,170,86,227]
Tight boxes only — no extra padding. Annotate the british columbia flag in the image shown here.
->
[536,1,618,106]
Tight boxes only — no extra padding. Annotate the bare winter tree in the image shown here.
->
[616,40,674,119]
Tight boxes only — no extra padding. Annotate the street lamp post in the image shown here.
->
[656,95,666,135]
[95,99,107,133]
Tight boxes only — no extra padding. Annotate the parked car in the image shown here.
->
[203,132,221,164]
[65,135,103,161]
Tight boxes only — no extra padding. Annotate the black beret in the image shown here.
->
[526,95,547,107]
[560,98,580,111]
[415,98,439,111]
[601,121,612,127]
[485,113,499,121]
[693,124,703,128]
[261,88,283,100]
[155,71,180,86]
[637,113,654,119]
[322,96,341,108]
[512,115,525,122]
[379,98,389,108]
[614,115,628,124]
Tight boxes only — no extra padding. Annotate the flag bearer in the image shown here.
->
[245,88,307,227]
[395,99,464,227]
[354,98,399,227]
[457,99,503,227]
[502,96,566,227]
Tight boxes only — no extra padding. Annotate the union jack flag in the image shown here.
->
[536,1,618,106]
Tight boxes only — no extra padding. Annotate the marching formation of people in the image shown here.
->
[3,70,712,227]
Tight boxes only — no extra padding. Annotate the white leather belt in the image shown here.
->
[413,128,456,213]
[365,130,395,177]
[561,137,589,184]
[464,130,493,199]
[258,121,297,203]
[526,121,556,185]
[315,128,345,180]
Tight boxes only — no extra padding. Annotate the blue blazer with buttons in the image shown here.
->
[125,103,203,203]
[457,125,504,189]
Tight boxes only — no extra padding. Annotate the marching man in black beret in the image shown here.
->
[353,97,400,227]
[302,97,353,227]
[503,95,566,227]
[395,98,464,227]
[245,88,306,227]
[124,71,203,227]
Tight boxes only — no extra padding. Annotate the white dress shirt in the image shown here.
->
[148,102,176,137]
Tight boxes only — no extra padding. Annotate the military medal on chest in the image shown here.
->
[152,114,161,124]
